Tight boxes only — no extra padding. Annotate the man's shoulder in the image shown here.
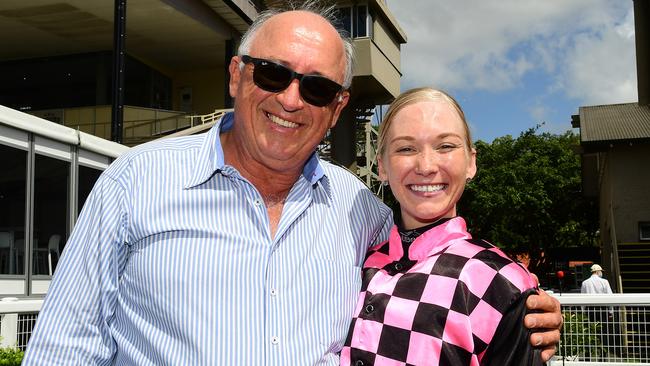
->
[105,135,205,177]
[319,159,373,190]
[317,159,391,216]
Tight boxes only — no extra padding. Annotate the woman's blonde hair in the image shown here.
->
[377,87,473,157]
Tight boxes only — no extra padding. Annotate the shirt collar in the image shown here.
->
[386,216,472,261]
[185,112,329,190]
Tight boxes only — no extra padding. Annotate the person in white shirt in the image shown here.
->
[581,264,613,294]
[581,263,617,358]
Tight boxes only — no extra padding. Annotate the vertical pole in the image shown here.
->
[224,39,234,108]
[0,312,18,348]
[635,0,650,105]
[330,102,357,170]
[111,0,127,143]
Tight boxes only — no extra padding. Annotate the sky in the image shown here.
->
[383,0,638,143]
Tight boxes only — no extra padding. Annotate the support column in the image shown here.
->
[111,0,127,143]
[635,0,650,105]
[224,39,235,108]
[330,102,358,171]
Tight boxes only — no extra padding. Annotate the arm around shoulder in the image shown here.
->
[481,289,544,366]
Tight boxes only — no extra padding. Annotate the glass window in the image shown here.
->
[354,5,368,38]
[78,165,102,214]
[640,222,650,241]
[0,144,27,275]
[32,155,69,275]
[334,7,352,37]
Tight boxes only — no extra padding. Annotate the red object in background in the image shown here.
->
[556,270,565,279]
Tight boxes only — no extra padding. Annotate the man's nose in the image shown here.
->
[276,79,305,111]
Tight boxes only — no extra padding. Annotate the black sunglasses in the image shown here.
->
[240,55,344,107]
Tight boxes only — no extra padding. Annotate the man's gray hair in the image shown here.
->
[237,0,355,89]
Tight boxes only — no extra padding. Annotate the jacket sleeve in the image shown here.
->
[22,172,130,365]
[480,288,544,366]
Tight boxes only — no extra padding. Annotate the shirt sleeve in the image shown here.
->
[480,288,544,366]
[22,172,130,365]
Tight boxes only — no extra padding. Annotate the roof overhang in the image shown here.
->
[0,0,255,72]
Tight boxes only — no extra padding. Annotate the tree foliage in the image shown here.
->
[458,126,598,256]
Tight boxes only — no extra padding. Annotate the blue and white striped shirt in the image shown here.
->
[23,113,393,365]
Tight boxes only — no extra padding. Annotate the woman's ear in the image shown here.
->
[378,155,388,182]
[467,147,477,180]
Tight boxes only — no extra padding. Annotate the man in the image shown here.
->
[581,263,616,357]
[581,264,613,294]
[23,3,561,365]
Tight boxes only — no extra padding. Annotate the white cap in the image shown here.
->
[590,264,603,272]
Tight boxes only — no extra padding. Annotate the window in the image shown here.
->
[334,7,352,37]
[640,222,650,241]
[78,165,102,213]
[33,154,70,275]
[0,143,27,275]
[335,5,372,38]
[354,5,369,38]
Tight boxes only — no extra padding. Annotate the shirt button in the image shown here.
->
[271,336,279,345]
[354,360,365,366]
[254,199,262,206]
[270,288,278,296]
[394,262,403,271]
[364,304,374,314]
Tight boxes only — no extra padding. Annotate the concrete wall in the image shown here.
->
[610,144,650,242]
[372,15,401,72]
[172,68,226,115]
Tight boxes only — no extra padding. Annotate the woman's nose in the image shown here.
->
[414,150,438,175]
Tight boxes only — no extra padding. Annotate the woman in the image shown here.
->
[341,88,542,366]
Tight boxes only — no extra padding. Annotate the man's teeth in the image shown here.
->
[410,184,446,192]
[269,114,299,128]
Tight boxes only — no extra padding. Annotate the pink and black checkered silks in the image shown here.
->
[341,217,542,366]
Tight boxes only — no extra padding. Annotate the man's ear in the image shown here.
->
[328,90,350,129]
[228,56,242,98]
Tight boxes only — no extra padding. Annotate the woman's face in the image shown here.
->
[378,100,476,230]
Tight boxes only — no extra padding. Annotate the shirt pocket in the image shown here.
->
[306,259,362,350]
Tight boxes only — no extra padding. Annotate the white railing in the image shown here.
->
[550,293,650,366]
[2,293,650,365]
[0,297,42,350]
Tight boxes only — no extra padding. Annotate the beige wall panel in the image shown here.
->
[373,17,401,71]
[610,145,650,242]
[173,68,225,115]
[352,38,401,98]
[353,38,373,76]
[370,42,401,98]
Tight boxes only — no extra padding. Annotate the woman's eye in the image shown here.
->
[395,146,414,153]
[438,144,458,151]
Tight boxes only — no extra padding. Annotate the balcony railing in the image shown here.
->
[550,293,650,365]
[2,293,650,365]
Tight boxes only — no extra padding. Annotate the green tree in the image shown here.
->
[458,126,598,258]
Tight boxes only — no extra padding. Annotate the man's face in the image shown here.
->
[227,11,350,174]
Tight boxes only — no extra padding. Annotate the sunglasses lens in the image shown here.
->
[245,56,342,107]
[301,76,341,107]
[253,61,292,92]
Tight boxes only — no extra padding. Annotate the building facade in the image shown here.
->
[571,0,650,293]
[0,0,407,297]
